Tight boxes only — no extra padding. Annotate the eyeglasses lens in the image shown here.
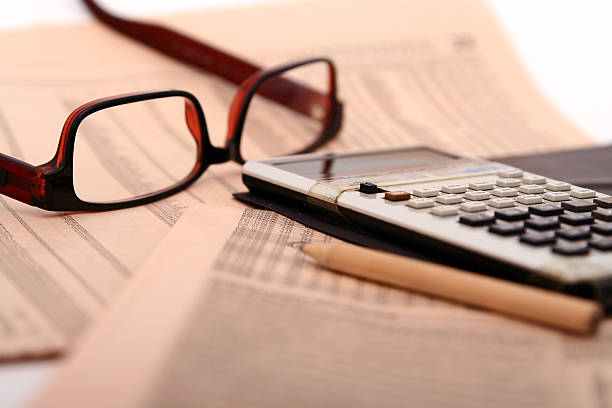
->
[72,96,199,203]
[239,61,332,161]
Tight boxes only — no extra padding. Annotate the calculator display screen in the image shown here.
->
[272,148,456,180]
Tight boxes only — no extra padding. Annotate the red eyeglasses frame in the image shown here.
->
[0,1,343,211]
[0,58,342,211]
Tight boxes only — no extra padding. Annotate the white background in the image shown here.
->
[0,1,611,408]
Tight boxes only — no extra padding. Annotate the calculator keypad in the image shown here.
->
[377,172,612,257]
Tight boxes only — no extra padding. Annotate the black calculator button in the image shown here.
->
[495,207,530,221]
[529,204,563,216]
[592,222,612,236]
[459,212,495,226]
[359,182,379,194]
[592,209,612,222]
[552,241,589,256]
[525,216,560,230]
[556,227,591,241]
[489,221,525,236]
[559,213,594,226]
[561,200,597,212]
[520,231,556,246]
[594,197,612,208]
[589,237,612,251]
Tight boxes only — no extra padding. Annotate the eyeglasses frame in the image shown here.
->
[0,57,342,212]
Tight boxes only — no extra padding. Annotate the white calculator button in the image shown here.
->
[543,192,571,202]
[518,184,545,194]
[488,198,515,208]
[465,191,490,201]
[522,175,547,185]
[441,184,468,194]
[412,187,440,198]
[406,198,435,208]
[497,169,523,178]
[436,194,462,205]
[545,181,571,191]
[491,188,518,197]
[469,181,494,190]
[495,178,521,188]
[430,205,459,216]
[460,202,487,212]
[570,188,596,199]
[516,195,543,205]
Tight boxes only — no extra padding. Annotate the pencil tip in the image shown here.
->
[288,242,327,263]
[287,241,309,251]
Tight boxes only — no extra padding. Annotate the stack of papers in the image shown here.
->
[0,0,608,406]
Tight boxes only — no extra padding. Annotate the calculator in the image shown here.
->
[242,146,612,308]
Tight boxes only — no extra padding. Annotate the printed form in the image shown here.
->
[0,0,593,358]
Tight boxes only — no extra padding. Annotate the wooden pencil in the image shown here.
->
[301,242,603,334]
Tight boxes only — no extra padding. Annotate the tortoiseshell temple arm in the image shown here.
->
[81,0,330,119]
[0,153,45,207]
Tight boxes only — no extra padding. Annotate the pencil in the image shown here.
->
[300,242,603,334]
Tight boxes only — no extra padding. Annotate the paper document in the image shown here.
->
[0,0,593,358]
[30,206,612,408]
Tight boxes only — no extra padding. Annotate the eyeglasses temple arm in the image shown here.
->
[0,154,44,207]
[81,0,336,120]
[82,0,261,88]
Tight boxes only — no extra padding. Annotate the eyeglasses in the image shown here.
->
[0,0,342,211]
